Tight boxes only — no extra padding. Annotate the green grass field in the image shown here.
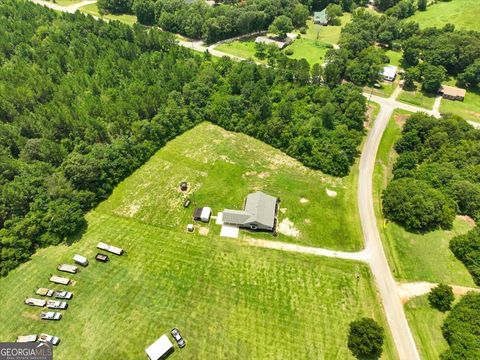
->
[397,89,436,110]
[405,295,449,360]
[409,0,480,31]
[373,111,477,286]
[385,50,402,68]
[80,3,137,26]
[440,88,480,123]
[216,14,351,65]
[0,123,398,359]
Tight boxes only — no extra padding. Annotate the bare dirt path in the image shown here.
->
[398,282,480,303]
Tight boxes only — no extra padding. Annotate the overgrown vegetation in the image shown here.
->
[428,284,454,312]
[0,0,367,276]
[441,293,480,359]
[382,113,480,232]
[450,227,480,286]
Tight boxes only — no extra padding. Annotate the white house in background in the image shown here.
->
[255,36,287,49]
[381,65,398,81]
[145,335,174,360]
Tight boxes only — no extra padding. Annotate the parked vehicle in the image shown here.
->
[40,312,62,321]
[36,288,54,297]
[57,264,78,274]
[54,291,73,300]
[95,253,109,262]
[73,254,88,267]
[46,300,68,310]
[170,328,186,348]
[24,298,46,307]
[16,335,37,343]
[39,333,60,346]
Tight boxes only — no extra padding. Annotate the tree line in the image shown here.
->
[0,0,367,276]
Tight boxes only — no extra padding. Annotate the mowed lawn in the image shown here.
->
[440,88,480,123]
[373,111,477,286]
[397,89,436,110]
[0,124,398,359]
[80,3,137,26]
[405,295,449,360]
[410,0,480,31]
[99,122,363,251]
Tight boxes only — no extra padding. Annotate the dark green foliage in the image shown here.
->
[383,113,480,231]
[417,0,427,11]
[428,284,454,312]
[268,15,294,39]
[382,178,456,231]
[133,0,155,25]
[450,228,480,286]
[0,0,366,276]
[347,318,384,359]
[440,293,480,359]
[98,0,133,14]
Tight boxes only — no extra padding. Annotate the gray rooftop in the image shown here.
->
[223,192,277,228]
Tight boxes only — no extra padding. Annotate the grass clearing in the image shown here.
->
[385,50,402,68]
[0,123,397,359]
[405,295,449,360]
[440,88,480,123]
[409,0,480,31]
[364,79,398,98]
[215,38,263,62]
[397,88,436,110]
[373,111,477,286]
[80,3,137,26]
[98,122,362,251]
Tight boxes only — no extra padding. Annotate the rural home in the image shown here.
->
[313,9,328,25]
[222,191,278,231]
[381,65,397,81]
[255,36,287,49]
[145,335,174,360]
[439,85,466,101]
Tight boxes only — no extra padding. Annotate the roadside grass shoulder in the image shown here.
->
[405,295,449,360]
[397,89,436,110]
[80,3,137,26]
[373,111,476,286]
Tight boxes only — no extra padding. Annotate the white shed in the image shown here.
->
[145,335,174,360]
[200,207,212,222]
[73,254,89,266]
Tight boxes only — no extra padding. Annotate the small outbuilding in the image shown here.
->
[439,85,466,101]
[187,224,194,232]
[145,335,174,360]
[193,207,212,223]
[73,254,89,267]
[313,9,328,25]
[381,65,397,81]
[180,182,188,191]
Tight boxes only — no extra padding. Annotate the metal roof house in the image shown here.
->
[381,65,398,81]
[313,10,328,25]
[223,192,278,231]
[145,335,174,360]
[439,85,466,101]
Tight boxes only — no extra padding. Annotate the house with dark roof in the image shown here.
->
[222,192,278,231]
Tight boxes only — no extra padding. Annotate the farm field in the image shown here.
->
[0,124,397,359]
[372,111,477,286]
[409,0,480,31]
[440,88,480,123]
[80,3,137,26]
[405,295,449,360]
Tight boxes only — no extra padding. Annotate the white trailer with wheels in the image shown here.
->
[145,335,174,360]
[97,242,124,255]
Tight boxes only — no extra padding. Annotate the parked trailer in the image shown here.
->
[97,242,123,255]
[49,275,70,285]
[24,298,46,307]
[73,254,89,266]
[17,335,37,343]
[57,264,78,274]
[36,288,54,297]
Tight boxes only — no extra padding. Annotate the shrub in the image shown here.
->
[284,48,294,55]
[347,318,384,359]
[428,284,454,312]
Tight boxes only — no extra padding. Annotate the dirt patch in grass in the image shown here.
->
[300,197,309,203]
[198,227,209,236]
[278,218,300,237]
[457,215,476,227]
[22,312,38,321]
[394,114,409,127]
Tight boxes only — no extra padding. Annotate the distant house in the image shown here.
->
[439,85,466,101]
[313,10,328,25]
[381,65,398,81]
[255,36,287,49]
[222,192,278,232]
[145,335,174,360]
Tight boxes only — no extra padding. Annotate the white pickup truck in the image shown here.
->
[39,333,60,346]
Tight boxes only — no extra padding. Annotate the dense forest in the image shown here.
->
[441,293,480,359]
[382,114,480,231]
[0,0,366,276]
